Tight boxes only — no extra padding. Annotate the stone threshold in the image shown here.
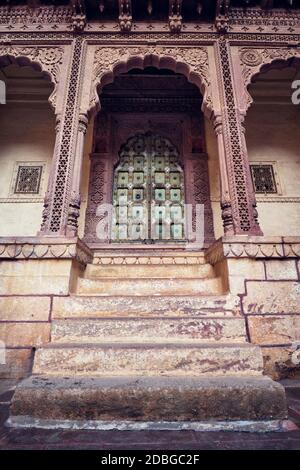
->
[6,416,289,433]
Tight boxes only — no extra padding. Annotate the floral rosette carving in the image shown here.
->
[240,49,263,67]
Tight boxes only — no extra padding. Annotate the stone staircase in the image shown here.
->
[9,251,287,427]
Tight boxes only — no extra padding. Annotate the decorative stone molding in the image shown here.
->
[0,237,92,265]
[239,46,300,111]
[93,253,205,266]
[0,6,73,31]
[206,236,300,265]
[211,196,300,203]
[228,8,300,34]
[0,45,64,109]
[90,46,214,119]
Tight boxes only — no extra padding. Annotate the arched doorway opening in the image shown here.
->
[0,59,55,236]
[83,67,216,247]
[245,59,300,236]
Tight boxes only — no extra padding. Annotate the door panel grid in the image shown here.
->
[112,133,185,242]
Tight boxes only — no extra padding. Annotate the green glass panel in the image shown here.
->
[170,173,181,186]
[154,172,165,184]
[133,189,144,202]
[133,172,144,185]
[171,224,183,239]
[118,172,129,185]
[155,189,166,201]
[170,189,181,202]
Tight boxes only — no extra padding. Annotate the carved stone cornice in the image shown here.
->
[0,44,64,109]
[0,6,73,32]
[228,7,300,34]
[0,237,93,265]
[90,45,213,119]
[205,236,300,265]
[239,46,300,111]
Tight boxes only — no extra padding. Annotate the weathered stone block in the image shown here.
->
[248,316,300,345]
[33,343,263,377]
[77,277,224,296]
[10,375,287,422]
[262,346,300,381]
[243,281,300,314]
[51,317,247,344]
[0,259,73,295]
[0,260,72,276]
[0,349,32,379]
[265,260,298,281]
[85,263,214,279]
[0,276,70,295]
[0,297,50,321]
[0,323,50,347]
[227,259,265,295]
[52,294,241,318]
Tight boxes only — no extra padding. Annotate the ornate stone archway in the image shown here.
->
[84,65,215,246]
[0,45,64,110]
[239,47,300,112]
[88,46,215,121]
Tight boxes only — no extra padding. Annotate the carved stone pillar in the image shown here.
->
[39,37,86,236]
[40,116,61,234]
[213,115,234,235]
[215,37,263,236]
[83,155,111,243]
[66,113,88,236]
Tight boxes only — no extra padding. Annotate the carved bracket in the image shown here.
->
[169,0,182,34]
[118,0,132,33]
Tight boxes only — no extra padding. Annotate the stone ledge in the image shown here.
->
[10,375,287,422]
[206,236,300,265]
[0,237,92,266]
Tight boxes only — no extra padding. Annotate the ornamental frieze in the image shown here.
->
[0,6,73,31]
[90,45,213,117]
[205,237,300,265]
[228,7,300,34]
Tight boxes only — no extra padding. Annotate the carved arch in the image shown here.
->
[89,46,214,120]
[239,47,300,113]
[0,45,64,110]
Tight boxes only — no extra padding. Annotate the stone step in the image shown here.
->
[76,277,224,296]
[84,263,215,279]
[10,375,287,423]
[52,294,240,318]
[33,343,263,377]
[51,317,247,344]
